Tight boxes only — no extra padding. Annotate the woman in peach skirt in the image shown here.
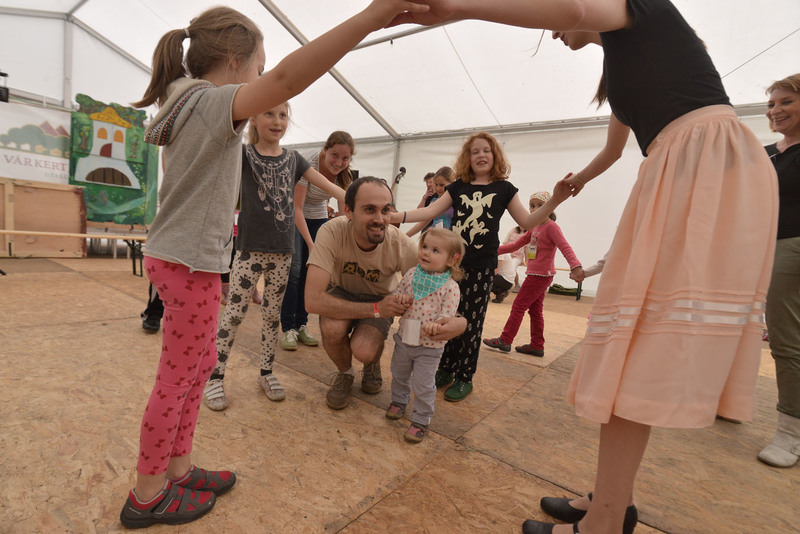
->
[396,1,777,532]
[567,105,777,429]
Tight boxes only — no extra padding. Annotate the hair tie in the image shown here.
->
[183,28,190,39]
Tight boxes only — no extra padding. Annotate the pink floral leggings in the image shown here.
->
[137,257,220,475]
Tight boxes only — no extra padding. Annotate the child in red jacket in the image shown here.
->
[483,191,583,356]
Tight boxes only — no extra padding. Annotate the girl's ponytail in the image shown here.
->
[132,30,188,108]
[133,7,262,109]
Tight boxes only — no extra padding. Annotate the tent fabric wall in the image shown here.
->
[0,0,793,294]
[0,14,65,102]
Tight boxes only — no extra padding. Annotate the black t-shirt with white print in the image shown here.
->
[446,179,518,270]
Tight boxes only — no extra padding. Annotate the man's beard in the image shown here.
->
[366,224,386,244]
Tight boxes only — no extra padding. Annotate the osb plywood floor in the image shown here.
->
[0,256,797,534]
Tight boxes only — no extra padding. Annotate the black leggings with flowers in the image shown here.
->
[437,266,494,383]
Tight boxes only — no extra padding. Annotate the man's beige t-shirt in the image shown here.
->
[308,216,417,299]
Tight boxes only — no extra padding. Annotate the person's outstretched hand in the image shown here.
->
[365,0,432,29]
[563,172,586,197]
[387,0,457,27]
[552,174,577,202]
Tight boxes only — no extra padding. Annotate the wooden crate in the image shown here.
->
[0,177,87,258]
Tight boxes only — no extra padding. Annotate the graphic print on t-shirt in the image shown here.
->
[452,191,497,248]
[245,145,296,233]
[342,262,381,282]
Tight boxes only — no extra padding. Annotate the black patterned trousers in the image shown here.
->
[438,265,494,383]
[215,250,291,377]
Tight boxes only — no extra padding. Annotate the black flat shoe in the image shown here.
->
[539,492,638,534]
[522,520,580,534]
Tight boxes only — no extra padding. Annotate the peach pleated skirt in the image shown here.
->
[566,106,779,428]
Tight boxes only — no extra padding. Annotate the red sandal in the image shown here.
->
[120,482,215,529]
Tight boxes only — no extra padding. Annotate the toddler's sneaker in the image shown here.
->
[281,329,298,351]
[297,325,319,346]
[385,402,406,420]
[404,422,428,443]
[203,379,228,411]
[119,482,215,529]
[482,337,511,352]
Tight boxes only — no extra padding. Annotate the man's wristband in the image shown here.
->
[373,302,381,318]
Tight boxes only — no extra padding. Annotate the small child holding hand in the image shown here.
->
[386,228,464,443]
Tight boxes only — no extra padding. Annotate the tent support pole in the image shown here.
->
[255,0,400,141]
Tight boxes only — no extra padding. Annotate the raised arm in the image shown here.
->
[389,0,630,33]
[563,113,631,194]
[406,220,429,238]
[390,191,453,225]
[232,1,430,120]
[506,179,573,230]
[302,167,346,207]
[498,229,531,255]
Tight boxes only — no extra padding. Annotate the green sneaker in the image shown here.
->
[444,379,473,402]
[280,329,298,351]
[297,325,319,346]
[435,370,454,388]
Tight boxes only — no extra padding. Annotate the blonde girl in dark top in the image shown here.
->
[203,103,344,412]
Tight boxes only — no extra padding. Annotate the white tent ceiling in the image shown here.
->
[2,0,799,146]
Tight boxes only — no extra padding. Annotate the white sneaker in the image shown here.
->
[281,329,298,350]
[258,374,286,402]
[204,378,228,411]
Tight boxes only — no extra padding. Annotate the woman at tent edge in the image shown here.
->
[394,1,778,534]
